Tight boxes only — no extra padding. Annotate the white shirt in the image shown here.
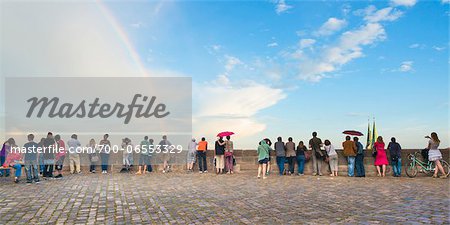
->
[325,144,337,156]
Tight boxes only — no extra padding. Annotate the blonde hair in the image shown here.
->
[431,132,440,144]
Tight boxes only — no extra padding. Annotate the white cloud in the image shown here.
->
[298,23,386,82]
[267,42,278,47]
[224,55,243,71]
[193,81,286,145]
[398,61,414,72]
[433,46,446,51]
[274,0,292,14]
[205,44,222,55]
[314,18,347,36]
[299,39,316,49]
[215,74,230,86]
[409,43,420,48]
[212,44,222,51]
[130,22,144,28]
[391,0,417,7]
[363,6,403,23]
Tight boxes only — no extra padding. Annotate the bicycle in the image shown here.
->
[406,151,450,178]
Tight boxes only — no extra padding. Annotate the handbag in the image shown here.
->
[305,151,311,161]
[91,154,99,162]
[314,149,323,159]
[372,151,377,158]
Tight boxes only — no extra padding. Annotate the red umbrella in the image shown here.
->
[342,130,364,136]
[217,131,235,137]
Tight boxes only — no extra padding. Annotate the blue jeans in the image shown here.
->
[197,151,207,172]
[276,156,285,175]
[12,164,22,178]
[25,161,39,182]
[355,154,365,177]
[296,155,305,174]
[101,153,109,171]
[392,158,402,176]
[0,156,10,176]
[38,155,45,174]
[347,156,356,177]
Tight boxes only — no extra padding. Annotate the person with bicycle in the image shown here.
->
[427,132,447,178]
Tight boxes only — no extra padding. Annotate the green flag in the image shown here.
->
[372,119,378,149]
[366,120,372,149]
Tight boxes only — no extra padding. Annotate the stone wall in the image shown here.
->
[63,148,449,176]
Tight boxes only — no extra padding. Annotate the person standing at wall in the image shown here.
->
[342,136,357,177]
[324,140,338,177]
[54,134,66,178]
[274,137,286,176]
[354,137,365,177]
[87,139,98,173]
[426,132,447,178]
[374,136,389,177]
[295,141,307,176]
[257,140,271,179]
[264,138,272,176]
[99,134,111,174]
[214,137,225,175]
[285,137,296,176]
[186,138,197,173]
[42,132,56,178]
[197,137,208,173]
[146,139,154,173]
[387,137,402,177]
[159,135,172,173]
[24,134,40,183]
[136,136,150,175]
[67,134,82,174]
[225,136,234,174]
[309,132,323,176]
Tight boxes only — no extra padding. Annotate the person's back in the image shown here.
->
[140,139,150,155]
[215,139,225,155]
[43,137,55,159]
[67,138,80,154]
[24,141,38,161]
[309,137,322,152]
[285,141,296,157]
[225,140,234,153]
[355,141,364,155]
[198,140,208,151]
[342,140,356,156]
[429,139,439,150]
[274,141,285,157]
[257,141,270,160]
[388,142,401,157]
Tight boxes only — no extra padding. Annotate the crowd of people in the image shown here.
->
[0,131,447,184]
[255,132,447,179]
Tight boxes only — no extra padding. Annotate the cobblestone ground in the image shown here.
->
[0,171,449,224]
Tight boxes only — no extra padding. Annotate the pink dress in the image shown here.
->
[374,142,389,166]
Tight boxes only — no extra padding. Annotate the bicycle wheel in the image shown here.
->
[440,160,450,176]
[406,162,418,178]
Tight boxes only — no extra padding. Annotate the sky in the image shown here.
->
[1,0,449,149]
